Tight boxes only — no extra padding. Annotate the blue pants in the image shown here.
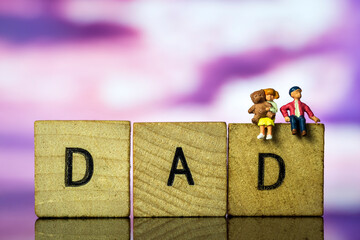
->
[290,115,306,133]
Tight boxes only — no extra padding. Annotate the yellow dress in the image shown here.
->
[258,117,274,126]
[258,101,277,126]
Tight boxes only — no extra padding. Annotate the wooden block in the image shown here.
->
[134,218,227,240]
[228,217,323,240]
[35,218,130,239]
[228,123,324,216]
[34,121,130,217]
[133,122,227,217]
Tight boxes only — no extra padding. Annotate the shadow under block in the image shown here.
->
[133,122,227,217]
[228,217,323,240]
[35,218,130,240]
[228,123,324,216]
[134,218,227,240]
[34,121,130,217]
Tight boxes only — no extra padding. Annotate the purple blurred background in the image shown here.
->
[1,0,359,239]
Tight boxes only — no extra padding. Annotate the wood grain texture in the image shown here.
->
[35,219,129,239]
[228,123,324,216]
[34,120,130,217]
[134,218,226,240]
[133,122,227,217]
[228,217,323,240]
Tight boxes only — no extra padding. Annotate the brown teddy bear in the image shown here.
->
[248,89,275,124]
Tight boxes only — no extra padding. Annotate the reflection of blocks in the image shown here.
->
[134,218,227,240]
[35,121,130,217]
[228,217,323,240]
[35,219,129,239]
[228,123,324,216]
[134,122,227,217]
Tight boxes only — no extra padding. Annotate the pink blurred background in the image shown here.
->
[1,0,359,239]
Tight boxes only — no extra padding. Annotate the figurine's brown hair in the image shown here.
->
[264,88,280,99]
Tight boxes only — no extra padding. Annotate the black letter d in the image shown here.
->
[258,153,285,190]
[65,148,94,187]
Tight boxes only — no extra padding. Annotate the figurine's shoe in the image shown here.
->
[266,135,273,140]
[301,130,307,136]
[257,133,265,139]
[292,129,297,135]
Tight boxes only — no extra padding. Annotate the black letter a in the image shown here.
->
[167,147,194,186]
[258,153,285,190]
[65,148,94,187]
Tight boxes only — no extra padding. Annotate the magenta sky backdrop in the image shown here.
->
[1,0,360,239]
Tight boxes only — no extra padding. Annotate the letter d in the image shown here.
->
[65,148,94,187]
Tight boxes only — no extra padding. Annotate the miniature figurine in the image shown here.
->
[256,88,280,140]
[248,89,275,139]
[280,86,320,136]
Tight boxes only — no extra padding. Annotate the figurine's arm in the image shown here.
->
[280,104,289,117]
[248,105,255,114]
[264,102,275,118]
[280,104,290,121]
[303,103,320,123]
[303,103,314,118]
[269,102,278,113]
[310,116,321,123]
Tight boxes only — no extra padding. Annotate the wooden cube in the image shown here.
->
[134,218,227,240]
[34,121,130,217]
[228,123,324,216]
[228,217,323,240]
[133,122,227,217]
[35,218,130,239]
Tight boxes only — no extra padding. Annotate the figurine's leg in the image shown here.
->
[290,116,297,135]
[299,116,307,136]
[260,125,266,135]
[266,125,273,140]
[257,125,265,139]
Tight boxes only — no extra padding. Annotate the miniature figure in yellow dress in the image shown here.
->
[257,88,280,140]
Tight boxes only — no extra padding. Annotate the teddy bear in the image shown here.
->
[248,89,275,124]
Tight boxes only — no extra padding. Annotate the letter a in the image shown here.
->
[65,148,94,187]
[167,147,194,186]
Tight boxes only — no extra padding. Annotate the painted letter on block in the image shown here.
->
[228,123,324,216]
[65,148,94,187]
[35,121,130,217]
[134,122,227,217]
[258,153,285,190]
[167,147,194,186]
